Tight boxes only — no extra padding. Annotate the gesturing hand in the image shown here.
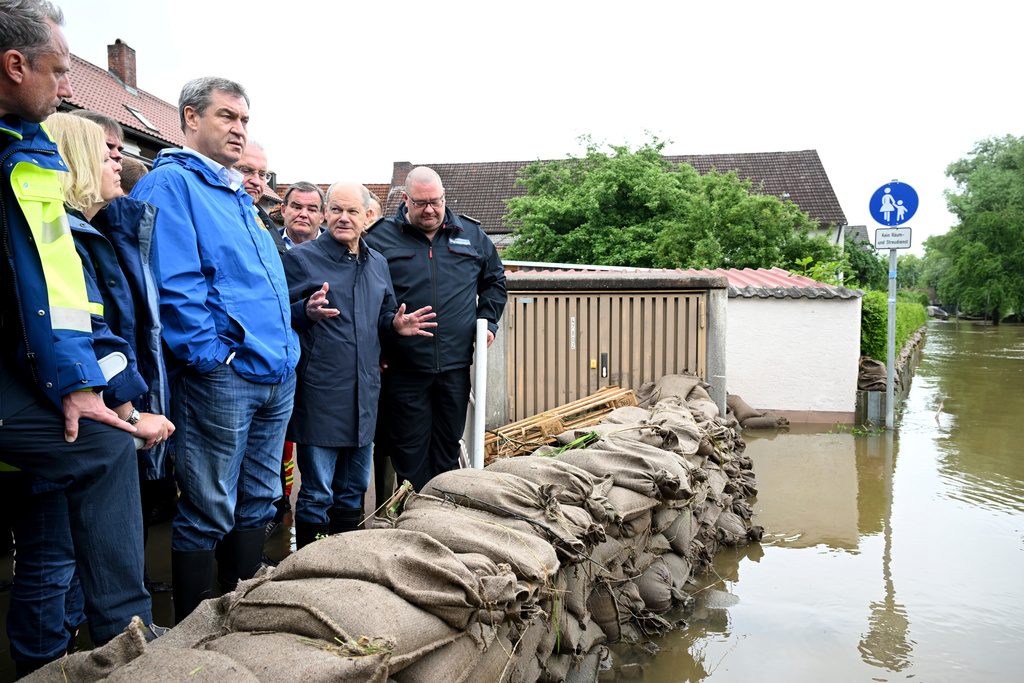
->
[305,282,340,322]
[392,303,436,337]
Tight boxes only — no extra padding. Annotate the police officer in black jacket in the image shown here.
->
[365,166,506,491]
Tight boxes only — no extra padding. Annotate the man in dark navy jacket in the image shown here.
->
[282,181,435,547]
[365,167,506,492]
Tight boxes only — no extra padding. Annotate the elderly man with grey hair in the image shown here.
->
[131,76,299,623]
[281,181,435,547]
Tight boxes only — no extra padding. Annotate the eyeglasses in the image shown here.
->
[236,165,269,180]
[407,194,444,209]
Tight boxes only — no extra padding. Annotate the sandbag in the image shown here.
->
[485,456,597,508]
[463,623,517,683]
[660,552,693,592]
[664,507,699,556]
[651,374,706,403]
[652,506,681,534]
[392,623,496,683]
[423,469,565,522]
[562,563,592,622]
[586,582,620,642]
[224,577,460,674]
[635,557,684,613]
[603,486,658,523]
[21,616,149,683]
[647,403,703,456]
[559,448,683,501]
[740,415,786,429]
[726,394,761,421]
[203,631,392,683]
[104,649,260,683]
[269,529,517,630]
[601,405,651,425]
[396,506,560,585]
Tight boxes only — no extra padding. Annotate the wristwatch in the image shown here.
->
[125,408,141,425]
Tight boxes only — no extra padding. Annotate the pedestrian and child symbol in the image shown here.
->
[879,188,907,222]
[869,182,918,226]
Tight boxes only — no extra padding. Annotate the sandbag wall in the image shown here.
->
[25,374,762,683]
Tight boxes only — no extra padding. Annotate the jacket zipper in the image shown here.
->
[1,146,56,386]
[429,245,440,370]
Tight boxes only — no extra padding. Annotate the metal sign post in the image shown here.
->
[870,181,918,430]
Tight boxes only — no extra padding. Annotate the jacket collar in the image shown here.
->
[153,148,247,195]
[319,231,368,263]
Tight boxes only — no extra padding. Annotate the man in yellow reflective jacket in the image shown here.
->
[0,0,157,654]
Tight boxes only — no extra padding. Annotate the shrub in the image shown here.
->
[861,290,927,360]
[896,289,929,307]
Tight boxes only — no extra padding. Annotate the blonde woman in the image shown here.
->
[3,114,170,674]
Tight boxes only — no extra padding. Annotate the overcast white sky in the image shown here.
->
[57,0,1020,256]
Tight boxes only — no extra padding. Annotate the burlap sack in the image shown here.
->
[558,447,683,501]
[715,510,751,547]
[647,401,703,456]
[392,623,496,683]
[602,405,651,425]
[740,415,786,429]
[652,506,681,534]
[603,485,657,526]
[104,648,260,683]
[508,615,548,683]
[726,393,761,421]
[562,563,593,622]
[651,374,707,403]
[422,469,568,530]
[586,582,620,642]
[268,529,517,630]
[664,506,699,556]
[647,532,672,555]
[463,623,517,683]
[21,616,149,683]
[485,456,596,508]
[203,631,392,683]
[559,504,605,548]
[224,577,460,674]
[150,596,228,650]
[396,506,560,585]
[635,557,684,613]
[660,552,693,592]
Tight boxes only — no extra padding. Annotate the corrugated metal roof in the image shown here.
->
[501,263,862,300]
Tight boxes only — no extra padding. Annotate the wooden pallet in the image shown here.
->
[484,386,638,465]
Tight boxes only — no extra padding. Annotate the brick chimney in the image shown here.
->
[107,39,136,90]
[391,161,412,189]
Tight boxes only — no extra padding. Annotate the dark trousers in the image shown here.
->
[0,357,151,641]
[381,367,471,492]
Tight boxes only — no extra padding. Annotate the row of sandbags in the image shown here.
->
[24,374,762,683]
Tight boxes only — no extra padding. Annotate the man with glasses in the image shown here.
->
[236,139,288,255]
[365,166,506,492]
[131,77,299,623]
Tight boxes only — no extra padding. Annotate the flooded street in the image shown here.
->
[1,321,1021,682]
[636,321,1024,681]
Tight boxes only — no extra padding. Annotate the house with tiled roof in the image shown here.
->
[59,40,183,163]
[382,151,849,248]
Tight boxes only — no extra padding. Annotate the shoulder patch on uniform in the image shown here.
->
[459,213,481,225]
[450,237,472,246]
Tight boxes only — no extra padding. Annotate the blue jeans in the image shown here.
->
[295,444,372,524]
[171,364,296,551]
[0,359,150,642]
[4,478,85,663]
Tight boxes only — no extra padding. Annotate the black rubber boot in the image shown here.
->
[327,507,363,535]
[216,527,266,594]
[171,548,216,625]
[294,522,331,550]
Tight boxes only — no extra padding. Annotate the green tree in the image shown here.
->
[844,238,887,290]
[503,136,841,270]
[930,134,1024,322]
[896,254,922,289]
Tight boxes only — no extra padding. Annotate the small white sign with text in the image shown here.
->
[875,227,912,250]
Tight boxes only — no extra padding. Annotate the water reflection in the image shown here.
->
[638,323,1024,682]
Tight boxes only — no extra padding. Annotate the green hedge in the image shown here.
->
[896,289,929,307]
[861,290,928,360]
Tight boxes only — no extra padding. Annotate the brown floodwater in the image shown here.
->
[628,321,1024,681]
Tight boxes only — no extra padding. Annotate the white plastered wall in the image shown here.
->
[726,296,862,413]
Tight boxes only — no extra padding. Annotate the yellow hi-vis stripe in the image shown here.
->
[10,162,92,333]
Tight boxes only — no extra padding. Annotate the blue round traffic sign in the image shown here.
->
[869,182,918,226]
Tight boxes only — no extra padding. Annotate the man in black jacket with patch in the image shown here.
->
[365,166,506,491]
